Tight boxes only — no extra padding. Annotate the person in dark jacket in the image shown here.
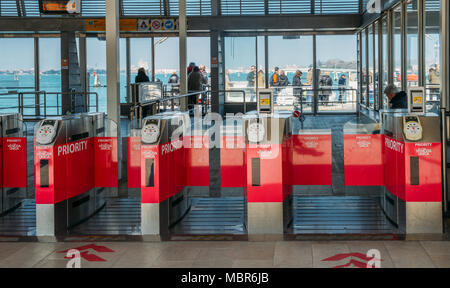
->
[319,73,333,106]
[278,70,290,87]
[338,74,347,103]
[188,66,207,107]
[168,72,179,94]
[384,84,407,109]
[135,67,150,83]
[247,65,256,88]
[187,62,196,75]
[292,70,303,108]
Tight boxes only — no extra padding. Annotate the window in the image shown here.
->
[268,35,312,111]
[0,38,35,114]
[406,0,419,88]
[425,0,440,108]
[392,5,402,89]
[317,34,357,112]
[381,16,389,109]
[361,29,367,106]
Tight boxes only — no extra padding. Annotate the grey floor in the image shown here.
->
[1,240,449,268]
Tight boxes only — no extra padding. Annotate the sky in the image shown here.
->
[0,34,438,72]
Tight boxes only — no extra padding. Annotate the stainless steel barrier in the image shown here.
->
[0,91,100,118]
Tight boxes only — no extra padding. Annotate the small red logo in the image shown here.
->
[58,244,114,262]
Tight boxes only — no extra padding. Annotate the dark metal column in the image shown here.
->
[79,34,88,95]
[60,31,72,115]
[126,37,131,102]
[313,34,318,114]
[34,36,40,116]
[209,30,224,197]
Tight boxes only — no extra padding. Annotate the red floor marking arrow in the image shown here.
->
[332,259,368,268]
[58,243,114,253]
[322,252,382,262]
[64,251,106,262]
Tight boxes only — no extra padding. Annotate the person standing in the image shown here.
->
[187,62,196,75]
[278,70,289,87]
[338,74,347,103]
[187,66,205,107]
[200,64,209,85]
[292,70,303,109]
[247,65,256,87]
[168,71,180,95]
[135,67,150,83]
[270,67,280,103]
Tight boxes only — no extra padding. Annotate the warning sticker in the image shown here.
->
[138,19,149,31]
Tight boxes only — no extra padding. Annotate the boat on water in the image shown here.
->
[93,71,101,87]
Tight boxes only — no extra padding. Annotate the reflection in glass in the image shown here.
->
[425,0,440,111]
[406,0,419,88]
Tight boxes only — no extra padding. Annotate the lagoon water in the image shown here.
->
[0,70,348,115]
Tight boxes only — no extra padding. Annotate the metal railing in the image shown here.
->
[129,89,247,129]
[224,87,357,113]
[130,90,212,129]
[0,90,99,118]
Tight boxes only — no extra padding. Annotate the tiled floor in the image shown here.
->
[1,240,449,268]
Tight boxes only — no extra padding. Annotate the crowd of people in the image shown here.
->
[244,66,349,105]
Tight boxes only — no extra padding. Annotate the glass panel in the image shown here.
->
[361,30,367,106]
[382,16,389,109]
[406,0,419,88]
[374,23,379,110]
[154,37,179,87]
[425,0,440,112]
[268,35,313,113]
[368,25,374,109]
[39,38,62,115]
[87,38,107,113]
[393,5,402,89]
[0,38,35,115]
[316,34,357,113]
[224,37,257,103]
[187,36,211,90]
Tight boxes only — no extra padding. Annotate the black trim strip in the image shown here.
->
[71,132,89,141]
[72,195,90,208]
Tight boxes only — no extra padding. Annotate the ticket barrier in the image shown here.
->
[381,113,442,234]
[243,112,293,239]
[34,113,118,237]
[0,113,27,215]
[140,112,191,240]
[343,112,442,234]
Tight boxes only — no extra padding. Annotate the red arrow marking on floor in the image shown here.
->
[58,243,114,253]
[322,252,381,262]
[331,259,368,268]
[321,252,383,268]
[64,251,106,262]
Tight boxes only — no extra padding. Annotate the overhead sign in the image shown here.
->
[85,18,179,32]
[39,0,81,15]
[85,19,138,32]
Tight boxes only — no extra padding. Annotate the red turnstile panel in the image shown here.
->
[2,137,27,188]
[291,134,332,186]
[94,137,118,187]
[344,134,384,186]
[220,135,244,188]
[127,137,141,188]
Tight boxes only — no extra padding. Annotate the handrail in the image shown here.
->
[0,90,100,118]
[129,89,249,129]
[129,91,210,129]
